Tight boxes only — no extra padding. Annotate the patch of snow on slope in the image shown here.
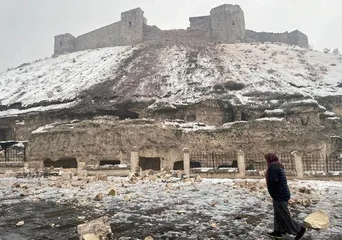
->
[0,46,133,108]
[0,101,78,118]
[265,109,284,114]
[218,43,342,98]
[256,117,285,122]
[163,120,216,132]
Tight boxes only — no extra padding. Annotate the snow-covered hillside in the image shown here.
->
[1,42,342,117]
[0,46,133,116]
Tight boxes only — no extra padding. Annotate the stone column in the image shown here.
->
[119,149,123,164]
[183,148,190,177]
[292,151,304,178]
[130,147,139,173]
[237,150,246,177]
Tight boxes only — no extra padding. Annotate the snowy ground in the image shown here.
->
[0,176,341,240]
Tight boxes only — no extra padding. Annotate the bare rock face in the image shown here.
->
[77,216,113,240]
[304,210,330,229]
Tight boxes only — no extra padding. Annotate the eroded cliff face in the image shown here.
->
[26,115,332,169]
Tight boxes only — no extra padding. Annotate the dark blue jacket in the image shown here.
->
[267,163,291,201]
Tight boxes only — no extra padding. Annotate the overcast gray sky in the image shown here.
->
[0,0,341,72]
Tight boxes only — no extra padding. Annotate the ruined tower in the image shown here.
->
[210,4,246,43]
[120,8,144,45]
[54,33,76,55]
[288,30,309,48]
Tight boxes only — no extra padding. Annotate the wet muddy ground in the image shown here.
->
[0,201,101,240]
[0,177,341,240]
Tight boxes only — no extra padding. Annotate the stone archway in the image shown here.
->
[173,161,184,170]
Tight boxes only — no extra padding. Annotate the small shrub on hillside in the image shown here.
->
[267,69,276,74]
[323,48,330,54]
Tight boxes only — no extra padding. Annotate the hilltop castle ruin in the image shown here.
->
[54,4,309,55]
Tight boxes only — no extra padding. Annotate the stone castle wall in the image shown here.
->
[246,29,309,48]
[75,22,121,51]
[54,8,145,55]
[54,4,308,55]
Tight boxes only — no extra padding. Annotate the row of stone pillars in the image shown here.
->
[130,148,305,178]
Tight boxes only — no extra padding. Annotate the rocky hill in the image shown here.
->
[1,42,342,121]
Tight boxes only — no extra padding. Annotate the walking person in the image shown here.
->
[264,153,307,239]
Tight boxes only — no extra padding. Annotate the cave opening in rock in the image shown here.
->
[43,157,78,168]
[0,128,13,141]
[99,160,121,166]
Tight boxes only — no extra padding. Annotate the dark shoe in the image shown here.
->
[267,231,283,239]
[295,227,307,240]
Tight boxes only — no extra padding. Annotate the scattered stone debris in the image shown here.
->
[16,221,24,227]
[166,183,173,190]
[107,188,116,196]
[12,182,21,188]
[124,194,132,201]
[304,210,330,229]
[298,186,312,194]
[288,198,317,207]
[77,216,113,240]
[94,193,103,201]
[61,172,73,181]
[194,174,202,182]
[210,220,218,229]
[97,174,108,181]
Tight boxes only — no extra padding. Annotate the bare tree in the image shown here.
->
[333,48,340,55]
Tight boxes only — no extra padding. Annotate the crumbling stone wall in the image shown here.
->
[246,30,309,48]
[188,16,212,41]
[54,4,308,55]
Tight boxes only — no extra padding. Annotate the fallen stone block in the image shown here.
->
[77,170,88,179]
[97,174,108,181]
[61,172,73,181]
[304,210,330,229]
[107,188,116,196]
[77,216,113,240]
[94,193,103,201]
[5,170,16,178]
[16,221,24,227]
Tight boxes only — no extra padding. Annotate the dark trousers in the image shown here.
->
[273,200,301,235]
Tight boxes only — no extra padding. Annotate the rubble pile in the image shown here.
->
[232,180,319,208]
[77,216,113,240]
[0,173,340,239]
